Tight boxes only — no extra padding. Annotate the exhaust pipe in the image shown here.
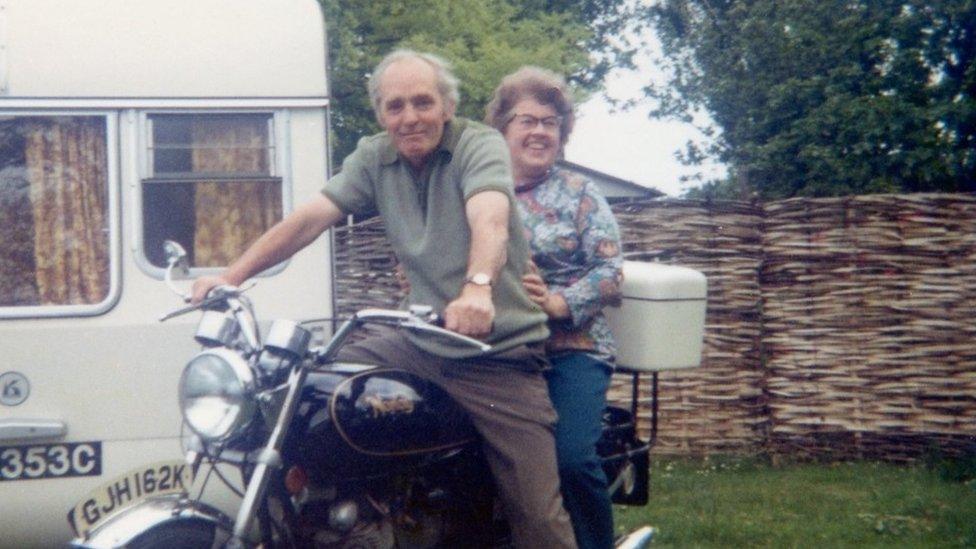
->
[615,526,656,549]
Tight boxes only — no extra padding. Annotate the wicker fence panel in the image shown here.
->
[608,199,766,455]
[761,194,976,459]
[332,219,403,317]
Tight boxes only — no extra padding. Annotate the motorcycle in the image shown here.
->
[67,241,655,548]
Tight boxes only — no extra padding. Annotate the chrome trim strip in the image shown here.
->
[0,419,67,442]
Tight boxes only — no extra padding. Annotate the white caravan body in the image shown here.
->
[0,1,331,546]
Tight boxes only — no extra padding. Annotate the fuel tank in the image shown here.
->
[286,363,478,480]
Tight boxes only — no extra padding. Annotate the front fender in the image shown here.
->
[68,494,233,549]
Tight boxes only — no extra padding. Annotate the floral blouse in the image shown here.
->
[514,167,624,360]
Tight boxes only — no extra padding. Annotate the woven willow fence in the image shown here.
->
[762,194,976,460]
[332,193,976,460]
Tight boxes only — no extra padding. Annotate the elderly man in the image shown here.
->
[191,49,577,548]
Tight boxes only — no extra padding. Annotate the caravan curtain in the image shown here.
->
[191,118,280,267]
[22,117,109,305]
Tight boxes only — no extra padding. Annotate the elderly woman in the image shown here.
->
[485,67,624,549]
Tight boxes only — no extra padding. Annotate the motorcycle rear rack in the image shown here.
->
[615,367,660,446]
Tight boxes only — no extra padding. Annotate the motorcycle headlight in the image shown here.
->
[178,348,256,441]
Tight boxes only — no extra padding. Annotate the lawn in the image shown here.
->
[614,456,976,548]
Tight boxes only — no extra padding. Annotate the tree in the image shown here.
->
[644,0,975,200]
[319,0,635,165]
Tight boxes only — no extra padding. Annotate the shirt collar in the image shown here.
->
[379,118,464,166]
[515,167,555,193]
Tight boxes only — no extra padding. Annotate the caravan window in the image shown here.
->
[142,113,283,269]
[0,115,111,308]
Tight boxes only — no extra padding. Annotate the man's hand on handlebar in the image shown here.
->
[191,275,231,305]
[443,284,494,338]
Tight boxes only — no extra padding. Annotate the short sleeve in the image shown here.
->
[321,138,377,216]
[454,126,515,201]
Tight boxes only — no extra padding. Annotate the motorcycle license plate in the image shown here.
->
[67,459,194,538]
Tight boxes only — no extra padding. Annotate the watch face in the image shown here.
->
[469,273,491,286]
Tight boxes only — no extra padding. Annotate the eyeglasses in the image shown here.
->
[509,113,562,131]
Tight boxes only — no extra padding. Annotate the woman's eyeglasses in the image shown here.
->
[509,113,562,131]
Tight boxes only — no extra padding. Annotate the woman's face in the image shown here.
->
[504,98,561,183]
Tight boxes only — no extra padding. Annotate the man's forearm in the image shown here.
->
[464,191,510,283]
[442,190,509,337]
[466,225,507,281]
[224,195,344,285]
[222,220,309,285]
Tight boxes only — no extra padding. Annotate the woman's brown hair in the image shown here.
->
[484,66,575,146]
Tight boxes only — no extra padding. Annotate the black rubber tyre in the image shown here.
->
[125,520,218,549]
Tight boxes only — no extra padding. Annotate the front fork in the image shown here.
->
[225,316,362,548]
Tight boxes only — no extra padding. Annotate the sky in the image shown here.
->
[564,43,726,197]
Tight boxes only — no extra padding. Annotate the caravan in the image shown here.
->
[0,1,331,545]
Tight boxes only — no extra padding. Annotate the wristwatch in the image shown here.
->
[464,272,492,287]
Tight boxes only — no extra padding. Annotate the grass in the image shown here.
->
[614,456,976,548]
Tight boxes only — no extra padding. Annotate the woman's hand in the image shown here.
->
[393,263,411,294]
[522,261,570,320]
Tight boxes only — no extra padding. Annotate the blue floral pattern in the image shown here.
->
[515,167,624,358]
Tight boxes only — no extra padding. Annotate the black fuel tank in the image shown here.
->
[288,364,478,479]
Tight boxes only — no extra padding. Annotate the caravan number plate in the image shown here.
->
[0,441,101,481]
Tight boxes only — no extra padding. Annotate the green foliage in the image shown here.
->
[615,457,976,547]
[318,0,635,166]
[645,0,976,200]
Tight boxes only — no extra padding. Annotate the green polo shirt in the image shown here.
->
[323,118,549,358]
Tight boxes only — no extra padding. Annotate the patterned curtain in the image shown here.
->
[0,160,40,305]
[23,118,109,305]
[191,118,280,267]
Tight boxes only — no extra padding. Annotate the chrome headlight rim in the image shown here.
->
[178,347,257,442]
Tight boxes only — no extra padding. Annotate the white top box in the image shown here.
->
[605,261,707,371]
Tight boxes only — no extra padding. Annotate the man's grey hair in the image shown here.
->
[368,49,460,118]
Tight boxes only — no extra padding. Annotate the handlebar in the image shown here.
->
[162,283,491,356]
[159,285,241,322]
[159,242,489,353]
[355,308,492,353]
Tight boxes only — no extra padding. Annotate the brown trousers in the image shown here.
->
[336,330,578,549]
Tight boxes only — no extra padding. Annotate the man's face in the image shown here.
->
[377,58,455,170]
